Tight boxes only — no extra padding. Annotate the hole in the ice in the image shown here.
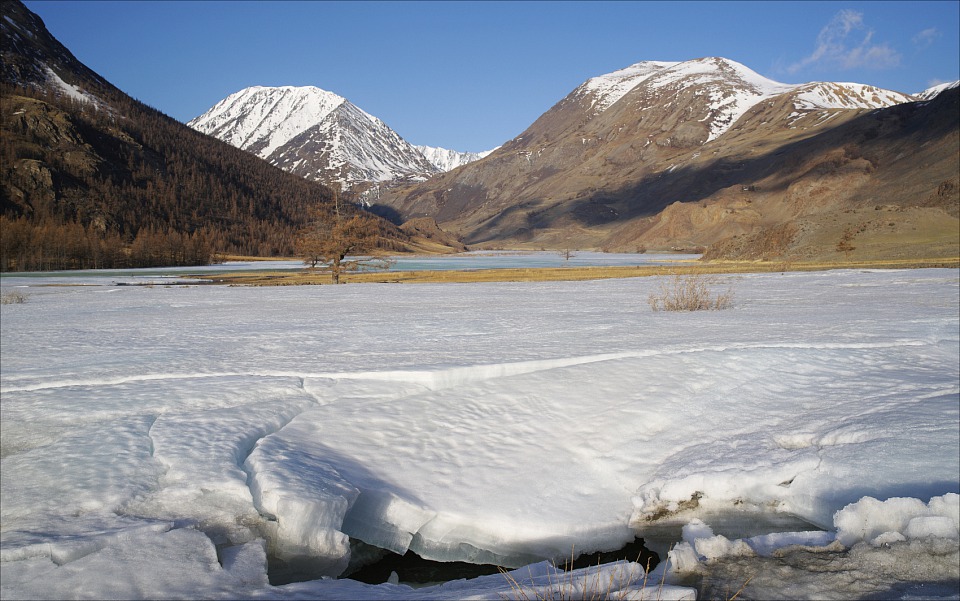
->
[342,537,660,587]
[268,554,339,586]
[343,548,504,586]
[266,537,661,587]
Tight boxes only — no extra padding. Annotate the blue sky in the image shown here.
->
[23,0,960,153]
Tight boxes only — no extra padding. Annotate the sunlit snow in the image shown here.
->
[1,265,958,599]
[187,86,347,157]
[43,66,99,107]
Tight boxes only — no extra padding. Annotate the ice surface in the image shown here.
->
[1,267,958,598]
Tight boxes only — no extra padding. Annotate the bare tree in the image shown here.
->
[296,187,393,284]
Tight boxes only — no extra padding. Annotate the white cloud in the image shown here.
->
[912,28,940,48]
[787,10,901,74]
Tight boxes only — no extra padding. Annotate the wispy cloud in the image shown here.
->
[912,28,940,48]
[787,10,901,74]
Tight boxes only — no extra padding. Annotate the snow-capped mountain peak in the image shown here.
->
[189,86,346,158]
[414,145,496,172]
[623,57,798,142]
[645,57,791,95]
[189,85,439,188]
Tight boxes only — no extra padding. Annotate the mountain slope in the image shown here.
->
[188,86,439,188]
[376,57,954,260]
[0,0,450,271]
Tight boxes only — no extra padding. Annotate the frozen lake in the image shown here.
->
[1,267,958,599]
[0,251,697,288]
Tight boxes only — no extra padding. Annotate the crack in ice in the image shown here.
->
[0,339,930,394]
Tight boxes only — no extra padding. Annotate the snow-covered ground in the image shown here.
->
[1,268,958,599]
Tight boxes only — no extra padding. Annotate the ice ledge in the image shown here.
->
[245,436,359,577]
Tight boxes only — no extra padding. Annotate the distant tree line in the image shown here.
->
[0,216,218,271]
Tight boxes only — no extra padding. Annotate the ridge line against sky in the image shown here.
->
[21,0,960,153]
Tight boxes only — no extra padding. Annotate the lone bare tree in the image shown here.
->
[296,187,392,284]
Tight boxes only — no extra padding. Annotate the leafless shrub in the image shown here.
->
[648,274,733,312]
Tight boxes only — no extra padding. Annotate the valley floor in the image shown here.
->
[1,267,958,599]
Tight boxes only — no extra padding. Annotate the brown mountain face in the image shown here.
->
[378,59,958,261]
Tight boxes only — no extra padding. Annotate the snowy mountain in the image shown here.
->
[592,58,913,144]
[557,58,911,144]
[413,145,496,172]
[377,56,956,260]
[188,86,440,188]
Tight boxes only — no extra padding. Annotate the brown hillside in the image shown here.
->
[378,59,956,261]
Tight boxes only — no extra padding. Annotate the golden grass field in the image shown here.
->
[198,256,960,286]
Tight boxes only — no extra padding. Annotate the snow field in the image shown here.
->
[1,268,958,598]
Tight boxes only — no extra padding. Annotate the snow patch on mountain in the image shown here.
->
[42,65,98,106]
[638,57,798,142]
[414,145,496,172]
[916,80,959,100]
[575,60,679,114]
[792,82,914,111]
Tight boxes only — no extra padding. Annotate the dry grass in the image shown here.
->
[1,290,28,304]
[496,548,666,601]
[188,256,958,287]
